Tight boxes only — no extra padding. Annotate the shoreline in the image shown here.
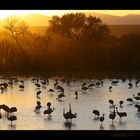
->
[1,71,140,79]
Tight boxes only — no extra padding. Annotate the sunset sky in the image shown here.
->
[0,10,140,19]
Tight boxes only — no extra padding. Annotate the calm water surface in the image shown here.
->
[0,75,139,130]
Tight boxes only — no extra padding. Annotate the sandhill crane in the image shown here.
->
[36,91,41,98]
[82,86,88,90]
[126,98,134,104]
[109,86,112,92]
[34,101,42,112]
[92,110,100,118]
[119,100,124,107]
[137,92,140,96]
[99,114,105,126]
[9,107,17,115]
[7,115,17,126]
[56,86,64,93]
[19,85,24,90]
[133,95,140,103]
[48,89,54,94]
[134,104,140,112]
[44,108,55,116]
[63,104,77,122]
[135,80,139,87]
[82,82,87,87]
[109,107,116,124]
[88,83,94,89]
[95,82,101,87]
[109,100,114,107]
[115,107,127,121]
[75,91,78,99]
[56,93,65,100]
[54,81,59,87]
[128,82,133,88]
[35,83,40,88]
[111,80,119,85]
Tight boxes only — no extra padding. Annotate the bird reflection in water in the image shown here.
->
[109,123,116,130]
[64,121,76,130]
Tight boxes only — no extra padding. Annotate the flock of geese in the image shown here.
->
[0,75,140,129]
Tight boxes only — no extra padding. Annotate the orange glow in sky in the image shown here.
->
[0,10,140,19]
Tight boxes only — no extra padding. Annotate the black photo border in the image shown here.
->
[0,0,140,139]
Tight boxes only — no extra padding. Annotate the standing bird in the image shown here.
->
[134,104,140,112]
[36,91,41,98]
[88,83,94,89]
[137,92,140,96]
[82,82,87,87]
[128,82,133,88]
[35,83,40,88]
[92,110,100,118]
[82,86,88,90]
[109,86,112,92]
[63,104,77,122]
[115,107,127,121]
[133,95,140,103]
[48,89,54,94]
[9,107,17,115]
[44,108,55,116]
[135,80,139,87]
[19,85,24,91]
[126,98,134,104]
[109,107,116,124]
[75,91,78,99]
[56,93,65,100]
[34,101,42,111]
[119,100,124,107]
[99,114,105,126]
[109,100,114,107]
[7,115,17,126]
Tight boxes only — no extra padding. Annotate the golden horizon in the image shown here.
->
[0,10,140,19]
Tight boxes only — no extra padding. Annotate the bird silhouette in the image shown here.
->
[44,108,55,116]
[7,115,17,126]
[134,104,140,112]
[92,110,100,118]
[119,100,124,107]
[99,114,105,126]
[63,104,77,122]
[109,100,114,107]
[133,95,140,103]
[109,107,116,124]
[128,82,133,88]
[109,86,112,92]
[115,107,127,121]
[56,93,65,101]
[75,91,78,99]
[19,85,24,91]
[48,89,54,93]
[126,98,134,104]
[36,91,41,98]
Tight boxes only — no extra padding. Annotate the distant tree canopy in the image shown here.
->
[0,13,140,72]
[48,13,110,41]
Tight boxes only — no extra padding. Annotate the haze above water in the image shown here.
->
[0,75,139,130]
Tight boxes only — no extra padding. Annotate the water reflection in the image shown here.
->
[44,115,52,121]
[63,122,76,130]
[109,124,116,130]
[99,125,104,130]
[8,124,17,130]
[118,121,127,127]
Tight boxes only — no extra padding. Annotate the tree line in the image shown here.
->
[0,13,140,72]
